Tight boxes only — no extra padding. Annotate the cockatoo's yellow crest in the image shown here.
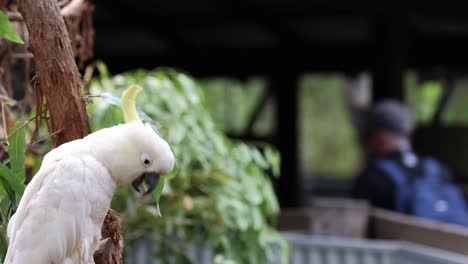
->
[121,84,143,123]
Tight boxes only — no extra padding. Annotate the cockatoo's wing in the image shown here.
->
[5,154,113,264]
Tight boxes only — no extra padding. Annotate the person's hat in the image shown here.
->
[365,100,414,136]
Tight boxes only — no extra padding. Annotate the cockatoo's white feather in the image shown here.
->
[4,121,174,264]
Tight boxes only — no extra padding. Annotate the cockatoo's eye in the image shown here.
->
[140,154,152,166]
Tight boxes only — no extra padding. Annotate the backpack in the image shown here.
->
[376,158,468,227]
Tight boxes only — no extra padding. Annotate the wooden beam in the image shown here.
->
[94,44,370,77]
[371,14,408,102]
[273,73,301,208]
[94,0,468,26]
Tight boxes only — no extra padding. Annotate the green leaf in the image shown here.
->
[101,92,122,107]
[151,162,179,214]
[152,177,165,217]
[101,92,153,123]
[251,148,268,169]
[265,147,281,177]
[8,123,26,180]
[0,179,12,217]
[99,105,124,128]
[0,10,24,44]
[95,60,109,78]
[0,162,24,199]
[163,163,179,181]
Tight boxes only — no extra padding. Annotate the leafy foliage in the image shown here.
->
[0,10,24,44]
[405,71,468,125]
[0,123,27,260]
[86,64,289,263]
[405,72,443,124]
[198,78,275,136]
[298,74,361,176]
[201,74,362,178]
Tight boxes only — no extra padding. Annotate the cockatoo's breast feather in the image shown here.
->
[5,141,116,264]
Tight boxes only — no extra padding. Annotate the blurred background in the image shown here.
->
[95,1,468,263]
[5,0,468,263]
[93,0,468,206]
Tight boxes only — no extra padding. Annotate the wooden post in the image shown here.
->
[274,73,301,208]
[371,14,408,102]
[17,0,122,263]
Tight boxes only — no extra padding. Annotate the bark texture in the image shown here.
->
[17,0,123,263]
[94,209,124,264]
[18,0,90,145]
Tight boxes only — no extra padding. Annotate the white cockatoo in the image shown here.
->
[4,85,175,264]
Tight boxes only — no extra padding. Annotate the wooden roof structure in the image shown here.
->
[93,0,468,207]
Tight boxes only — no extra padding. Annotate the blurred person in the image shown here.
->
[352,100,468,227]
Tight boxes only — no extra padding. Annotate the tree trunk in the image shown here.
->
[17,0,122,263]
[18,0,89,145]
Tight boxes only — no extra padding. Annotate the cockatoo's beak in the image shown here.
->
[132,172,160,194]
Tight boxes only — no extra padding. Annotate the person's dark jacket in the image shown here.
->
[351,151,452,211]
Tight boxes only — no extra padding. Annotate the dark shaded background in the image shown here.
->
[92,0,468,207]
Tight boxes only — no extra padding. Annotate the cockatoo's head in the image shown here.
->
[85,84,175,193]
[85,121,175,193]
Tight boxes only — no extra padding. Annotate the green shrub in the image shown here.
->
[86,64,289,263]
